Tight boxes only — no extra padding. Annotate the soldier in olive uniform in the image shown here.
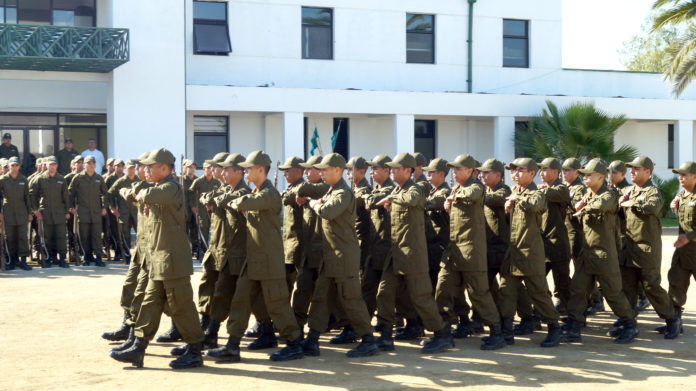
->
[29,156,71,268]
[562,158,638,344]
[69,155,108,266]
[0,158,8,175]
[57,138,78,175]
[374,152,452,354]
[110,148,205,370]
[108,159,140,264]
[299,153,379,358]
[206,150,304,363]
[347,156,373,275]
[618,156,681,339]
[181,160,199,257]
[413,152,433,194]
[65,156,83,263]
[103,159,124,261]
[562,158,585,261]
[279,156,307,291]
[0,157,33,270]
[497,158,562,347]
[0,133,19,159]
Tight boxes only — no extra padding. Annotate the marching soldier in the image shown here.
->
[108,159,140,264]
[69,155,108,266]
[29,156,71,268]
[180,160,199,257]
[190,154,222,254]
[412,152,432,194]
[347,156,372,275]
[562,158,585,263]
[279,156,307,292]
[423,158,451,288]
[0,157,33,270]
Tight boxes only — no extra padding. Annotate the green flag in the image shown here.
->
[331,120,342,151]
[310,125,320,156]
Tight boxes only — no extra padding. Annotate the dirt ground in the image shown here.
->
[1,232,695,391]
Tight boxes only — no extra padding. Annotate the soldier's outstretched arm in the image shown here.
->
[452,183,484,206]
[543,183,570,203]
[388,185,422,206]
[631,187,664,216]
[313,188,350,220]
[231,188,278,212]
[484,186,510,207]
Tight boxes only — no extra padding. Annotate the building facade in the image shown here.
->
[1,0,695,181]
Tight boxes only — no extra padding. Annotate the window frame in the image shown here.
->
[193,115,229,167]
[503,18,529,68]
[406,13,435,65]
[332,117,349,160]
[301,6,333,60]
[4,0,97,27]
[193,0,232,56]
[414,119,436,160]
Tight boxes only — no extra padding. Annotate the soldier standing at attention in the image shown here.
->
[30,156,71,268]
[497,158,562,348]
[562,158,638,344]
[65,156,83,263]
[0,157,33,270]
[617,156,681,338]
[68,155,107,266]
[109,148,205,370]
[299,153,379,358]
[205,150,304,363]
[108,159,140,264]
[374,152,453,354]
[56,138,78,175]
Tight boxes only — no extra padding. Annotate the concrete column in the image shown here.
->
[282,112,305,161]
[494,116,516,181]
[675,120,694,166]
[393,114,415,155]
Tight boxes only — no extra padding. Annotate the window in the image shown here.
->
[503,19,529,68]
[193,1,232,55]
[668,124,674,169]
[2,0,94,26]
[332,118,348,160]
[194,116,228,167]
[514,121,529,158]
[406,13,434,64]
[302,7,332,60]
[414,120,436,160]
[52,0,95,26]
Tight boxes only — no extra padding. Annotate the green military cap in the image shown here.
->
[239,150,272,168]
[561,157,582,170]
[84,155,96,163]
[423,158,449,172]
[578,158,608,175]
[478,158,505,173]
[204,152,230,167]
[366,154,392,168]
[140,148,176,165]
[35,157,43,165]
[113,159,124,166]
[182,159,195,167]
[506,157,538,172]
[71,155,84,164]
[412,152,428,167]
[125,159,137,168]
[538,157,562,170]
[625,156,654,172]
[473,159,482,170]
[346,156,368,170]
[8,156,19,165]
[386,152,416,169]
[608,160,626,173]
[447,154,478,169]
[131,152,149,164]
[106,158,114,166]
[314,152,346,169]
[672,161,696,174]
[278,156,304,170]
[45,156,57,164]
[219,153,246,168]
[300,155,323,168]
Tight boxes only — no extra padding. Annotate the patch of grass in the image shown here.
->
[661,217,678,227]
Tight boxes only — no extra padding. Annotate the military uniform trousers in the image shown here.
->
[118,211,136,248]
[668,249,696,311]
[43,222,67,254]
[225,269,301,341]
[498,273,560,323]
[435,265,501,326]
[125,253,172,326]
[567,261,634,324]
[197,259,220,315]
[198,212,210,248]
[515,260,570,319]
[376,261,444,331]
[134,276,202,343]
[621,264,675,320]
[307,274,372,336]
[210,260,241,323]
[6,223,29,257]
[292,263,319,327]
[360,257,384,317]
[79,220,103,258]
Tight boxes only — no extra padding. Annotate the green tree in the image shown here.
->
[514,101,638,164]
[619,14,689,72]
[652,0,696,96]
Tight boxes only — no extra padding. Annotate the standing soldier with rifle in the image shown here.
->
[108,159,140,265]
[105,159,125,261]
[180,160,199,258]
[69,155,108,266]
[65,156,84,264]
[0,157,33,270]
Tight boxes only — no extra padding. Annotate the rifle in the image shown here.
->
[114,205,131,262]
[273,161,280,188]
[37,219,49,266]
[196,214,208,251]
[102,212,114,262]
[0,220,4,271]
[180,155,197,259]
[73,201,85,263]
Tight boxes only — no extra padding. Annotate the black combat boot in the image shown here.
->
[513,315,541,335]
[206,336,241,362]
[347,334,379,358]
[269,338,305,361]
[300,329,321,356]
[560,318,582,343]
[41,254,51,268]
[203,319,220,349]
[57,253,69,268]
[6,256,16,270]
[244,320,262,337]
[502,318,515,345]
[109,337,148,368]
[615,318,639,344]
[331,325,359,344]
[664,310,682,340]
[375,325,394,351]
[480,324,506,350]
[81,254,92,266]
[94,256,106,267]
[452,315,473,339]
[170,343,188,356]
[248,322,278,350]
[656,309,683,335]
[18,257,32,270]
[110,326,135,353]
[102,312,132,341]
[156,320,183,343]
[199,314,211,331]
[540,321,562,347]
[636,294,650,311]
[169,342,204,369]
[470,311,484,334]
[421,325,454,354]
[395,318,425,340]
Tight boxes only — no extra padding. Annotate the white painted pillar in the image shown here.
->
[675,120,694,166]
[393,114,415,155]
[494,116,516,182]
[282,112,305,161]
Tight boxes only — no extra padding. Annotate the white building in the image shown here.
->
[1,0,695,182]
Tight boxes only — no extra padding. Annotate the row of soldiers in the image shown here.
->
[100,148,693,370]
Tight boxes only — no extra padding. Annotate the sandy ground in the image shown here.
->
[1,231,695,391]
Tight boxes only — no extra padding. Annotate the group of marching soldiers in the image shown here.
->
[97,147,694,370]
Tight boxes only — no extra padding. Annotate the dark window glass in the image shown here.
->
[414,120,436,160]
[514,121,529,158]
[18,0,50,25]
[53,0,95,26]
[302,7,332,60]
[668,124,674,169]
[332,118,348,160]
[193,1,232,55]
[503,19,528,68]
[194,116,228,166]
[52,9,73,25]
[407,13,434,64]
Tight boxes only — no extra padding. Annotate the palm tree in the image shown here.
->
[652,0,696,96]
[514,101,638,164]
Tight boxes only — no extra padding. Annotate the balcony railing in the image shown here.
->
[0,24,129,73]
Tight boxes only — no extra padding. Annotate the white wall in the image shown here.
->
[615,120,673,180]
